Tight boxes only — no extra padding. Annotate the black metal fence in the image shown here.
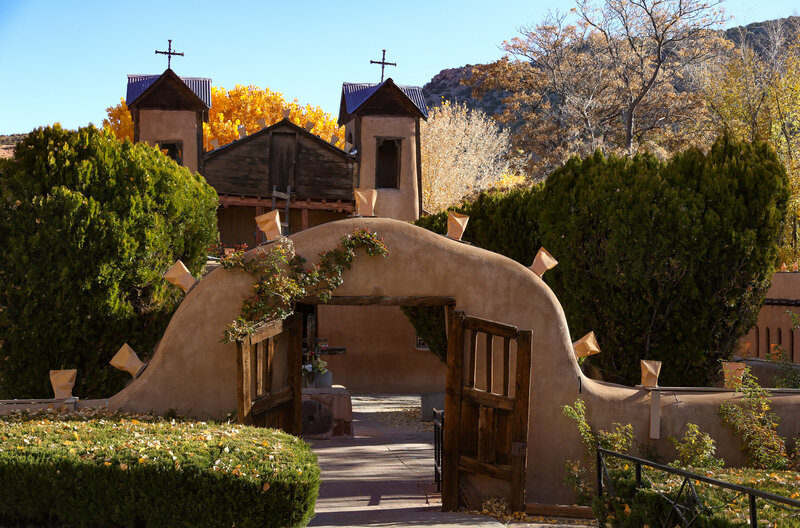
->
[433,408,444,492]
[597,447,800,527]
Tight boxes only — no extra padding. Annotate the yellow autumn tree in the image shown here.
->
[102,98,134,142]
[701,22,800,263]
[204,85,343,150]
[103,86,343,150]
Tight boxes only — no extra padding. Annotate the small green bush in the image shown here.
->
[0,410,319,528]
[668,423,724,469]
[719,368,788,469]
[561,399,634,505]
[0,125,219,398]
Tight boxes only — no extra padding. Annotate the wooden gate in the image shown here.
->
[442,309,532,512]
[235,314,302,434]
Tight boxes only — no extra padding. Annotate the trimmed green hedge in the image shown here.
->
[0,410,319,528]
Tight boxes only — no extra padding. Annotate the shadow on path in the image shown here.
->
[307,397,503,528]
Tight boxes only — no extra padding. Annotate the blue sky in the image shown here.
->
[0,0,798,135]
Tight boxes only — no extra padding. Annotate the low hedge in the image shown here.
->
[0,409,319,528]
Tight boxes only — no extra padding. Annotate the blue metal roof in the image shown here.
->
[341,79,428,120]
[126,73,212,107]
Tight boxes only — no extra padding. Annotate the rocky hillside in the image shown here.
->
[422,65,509,118]
[422,17,800,122]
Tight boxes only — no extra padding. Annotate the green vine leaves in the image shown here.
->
[220,228,389,343]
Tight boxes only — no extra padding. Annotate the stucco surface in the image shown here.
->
[318,305,445,393]
[139,109,200,172]
[358,116,419,221]
[109,218,800,505]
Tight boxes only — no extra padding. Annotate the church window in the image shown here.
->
[156,141,183,165]
[375,137,401,189]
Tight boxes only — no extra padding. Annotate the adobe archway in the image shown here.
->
[109,217,800,506]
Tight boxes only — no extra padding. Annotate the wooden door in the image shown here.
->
[442,309,532,512]
[269,132,296,192]
[235,314,302,434]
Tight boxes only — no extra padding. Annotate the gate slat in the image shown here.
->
[459,455,512,481]
[485,333,493,392]
[256,341,265,398]
[461,386,514,411]
[251,386,292,415]
[502,337,510,396]
[237,340,253,425]
[477,407,495,463]
[266,338,274,394]
[467,330,478,388]
[462,315,519,340]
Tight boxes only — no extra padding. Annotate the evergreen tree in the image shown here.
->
[0,125,219,398]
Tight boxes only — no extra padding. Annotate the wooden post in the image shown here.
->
[510,330,532,512]
[443,308,464,511]
[301,208,309,231]
[288,314,303,436]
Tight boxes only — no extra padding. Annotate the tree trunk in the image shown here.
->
[623,106,635,153]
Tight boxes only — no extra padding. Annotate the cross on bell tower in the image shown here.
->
[155,39,184,69]
[370,49,396,83]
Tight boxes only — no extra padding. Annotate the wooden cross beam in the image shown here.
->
[155,39,184,69]
[370,49,396,83]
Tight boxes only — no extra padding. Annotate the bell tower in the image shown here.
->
[126,68,210,173]
[338,78,427,221]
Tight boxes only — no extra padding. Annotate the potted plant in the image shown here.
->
[302,347,331,388]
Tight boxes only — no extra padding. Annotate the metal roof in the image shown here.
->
[341,79,428,119]
[126,74,212,107]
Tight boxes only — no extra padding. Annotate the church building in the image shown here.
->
[125,68,428,247]
[125,58,446,394]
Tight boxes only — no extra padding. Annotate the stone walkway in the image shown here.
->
[307,394,502,527]
[307,395,593,528]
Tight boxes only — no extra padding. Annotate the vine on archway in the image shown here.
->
[220,228,389,343]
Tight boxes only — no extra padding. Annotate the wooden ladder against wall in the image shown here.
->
[443,309,533,513]
[272,185,292,236]
[235,314,302,434]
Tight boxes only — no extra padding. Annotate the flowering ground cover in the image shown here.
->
[599,465,800,527]
[0,408,319,527]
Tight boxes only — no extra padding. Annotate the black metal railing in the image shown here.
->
[597,447,800,527]
[433,408,444,492]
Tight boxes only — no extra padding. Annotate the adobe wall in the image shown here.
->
[357,116,419,221]
[109,218,800,506]
[741,271,800,361]
[138,109,200,172]
[318,305,445,393]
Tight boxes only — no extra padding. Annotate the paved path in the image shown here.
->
[307,395,504,528]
